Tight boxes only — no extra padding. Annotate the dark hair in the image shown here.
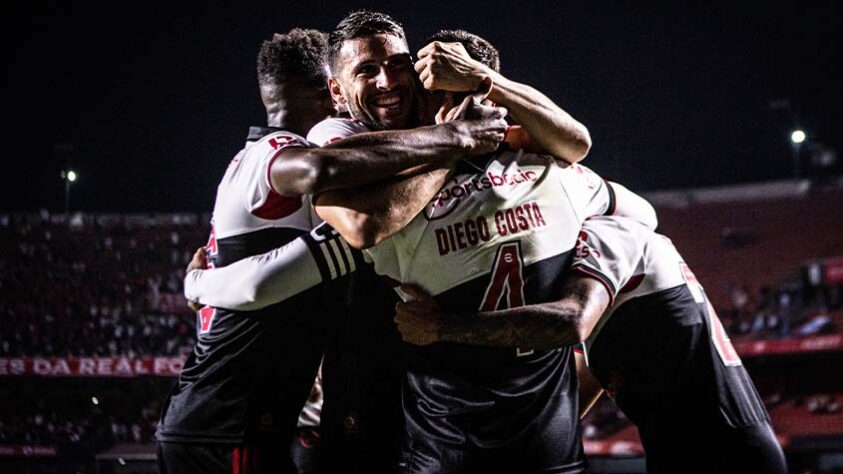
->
[426,29,500,72]
[327,10,406,73]
[257,28,328,86]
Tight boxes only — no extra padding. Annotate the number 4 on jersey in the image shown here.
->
[480,242,526,311]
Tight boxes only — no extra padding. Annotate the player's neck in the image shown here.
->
[266,114,320,137]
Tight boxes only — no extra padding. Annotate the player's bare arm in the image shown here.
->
[415,40,591,163]
[315,164,453,249]
[315,98,504,249]
[270,115,506,196]
[394,275,610,351]
[575,352,605,418]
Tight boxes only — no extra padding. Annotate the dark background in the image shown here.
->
[2,1,839,212]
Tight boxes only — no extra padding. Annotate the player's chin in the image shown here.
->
[373,110,413,130]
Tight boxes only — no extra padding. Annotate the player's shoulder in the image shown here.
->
[307,117,370,146]
[558,162,604,189]
[247,130,309,156]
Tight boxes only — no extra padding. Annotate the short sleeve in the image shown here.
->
[246,132,310,219]
[307,118,371,146]
[558,164,614,221]
[570,216,652,305]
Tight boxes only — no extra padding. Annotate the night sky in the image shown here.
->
[2,1,840,212]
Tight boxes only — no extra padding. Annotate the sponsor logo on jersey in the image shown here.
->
[424,169,540,220]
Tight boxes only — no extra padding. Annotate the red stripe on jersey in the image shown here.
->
[253,145,304,220]
[619,274,645,294]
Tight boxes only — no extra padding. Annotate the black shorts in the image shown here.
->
[400,435,586,474]
[400,370,586,474]
[157,440,295,474]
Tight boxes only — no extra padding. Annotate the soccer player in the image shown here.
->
[186,13,648,470]
[157,29,507,474]
[570,217,787,474]
[156,30,335,474]
[313,23,652,472]
[396,216,787,474]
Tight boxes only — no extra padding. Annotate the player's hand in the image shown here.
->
[443,97,508,156]
[186,246,208,273]
[415,41,491,95]
[394,284,443,346]
[186,246,207,312]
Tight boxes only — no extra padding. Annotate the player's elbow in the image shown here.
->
[550,125,591,165]
[572,315,592,344]
[348,217,387,249]
[565,126,592,164]
[316,206,376,249]
[303,154,343,195]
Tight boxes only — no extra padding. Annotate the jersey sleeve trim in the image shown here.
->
[265,143,306,196]
[302,223,365,281]
[251,141,306,220]
[570,264,617,307]
[604,180,617,216]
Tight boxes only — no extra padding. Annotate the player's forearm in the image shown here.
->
[576,352,605,418]
[487,72,591,164]
[184,238,323,311]
[272,123,470,196]
[439,277,610,350]
[315,164,453,249]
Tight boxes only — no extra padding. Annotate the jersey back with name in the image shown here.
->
[366,149,613,448]
[158,130,326,444]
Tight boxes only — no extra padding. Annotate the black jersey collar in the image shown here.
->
[246,126,284,142]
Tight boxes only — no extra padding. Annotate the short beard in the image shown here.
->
[347,100,419,131]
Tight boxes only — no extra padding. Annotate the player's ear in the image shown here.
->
[328,77,347,110]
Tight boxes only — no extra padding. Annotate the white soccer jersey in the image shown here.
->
[307,117,370,147]
[366,154,614,299]
[570,216,704,349]
[211,130,315,240]
[185,119,662,312]
[185,222,360,311]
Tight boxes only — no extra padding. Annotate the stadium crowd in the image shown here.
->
[720,276,841,340]
[0,212,205,358]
